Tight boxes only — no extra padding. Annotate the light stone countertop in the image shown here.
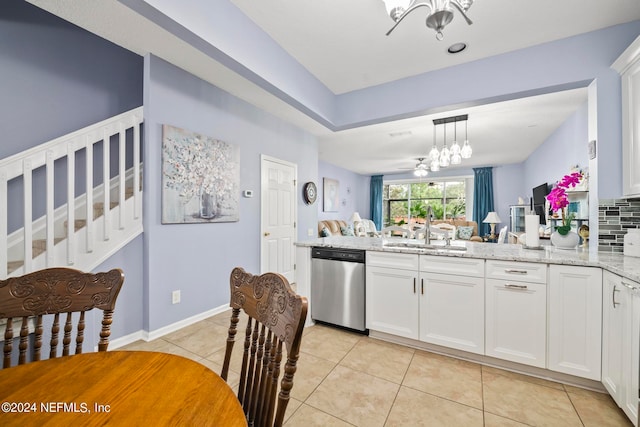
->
[296,237,640,284]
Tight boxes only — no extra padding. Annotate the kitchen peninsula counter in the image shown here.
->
[296,237,640,283]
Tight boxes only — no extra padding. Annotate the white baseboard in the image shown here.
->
[108,330,146,350]
[143,304,230,342]
[109,304,230,349]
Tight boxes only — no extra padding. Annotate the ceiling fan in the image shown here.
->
[400,157,429,177]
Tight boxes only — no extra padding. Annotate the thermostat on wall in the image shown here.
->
[243,190,253,198]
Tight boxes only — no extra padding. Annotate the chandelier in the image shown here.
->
[428,114,472,171]
[381,0,475,40]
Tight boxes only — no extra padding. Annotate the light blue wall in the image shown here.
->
[492,102,589,231]
[317,161,370,222]
[143,55,319,331]
[493,163,527,233]
[524,102,589,192]
[0,0,143,158]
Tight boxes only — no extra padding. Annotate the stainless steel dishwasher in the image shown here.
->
[310,247,366,333]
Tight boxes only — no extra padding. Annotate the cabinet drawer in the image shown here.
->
[366,251,419,270]
[420,255,484,277]
[486,260,547,284]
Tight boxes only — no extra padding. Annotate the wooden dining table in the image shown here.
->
[0,350,247,426]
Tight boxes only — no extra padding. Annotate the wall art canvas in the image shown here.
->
[323,178,340,212]
[162,124,240,224]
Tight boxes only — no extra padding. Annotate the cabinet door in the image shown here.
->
[366,266,419,339]
[602,271,626,404]
[622,279,640,425]
[548,265,602,380]
[486,278,547,368]
[622,57,640,197]
[419,272,484,354]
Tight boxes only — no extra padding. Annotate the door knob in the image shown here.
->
[264,232,271,237]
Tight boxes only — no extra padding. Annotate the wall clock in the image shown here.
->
[303,182,317,205]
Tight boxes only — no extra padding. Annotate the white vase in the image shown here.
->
[199,188,217,219]
[551,230,579,249]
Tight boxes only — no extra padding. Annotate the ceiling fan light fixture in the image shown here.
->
[382,0,411,21]
[383,0,476,40]
[414,167,428,177]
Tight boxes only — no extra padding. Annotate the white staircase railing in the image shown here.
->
[0,107,143,278]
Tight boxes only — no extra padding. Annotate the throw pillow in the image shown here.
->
[320,227,331,237]
[457,226,474,240]
[341,225,355,236]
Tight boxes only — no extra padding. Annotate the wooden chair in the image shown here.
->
[0,267,124,368]
[221,267,308,427]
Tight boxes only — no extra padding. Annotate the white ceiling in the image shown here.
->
[28,0,640,176]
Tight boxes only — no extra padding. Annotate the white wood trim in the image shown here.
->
[612,35,640,74]
[143,305,229,342]
[46,150,55,267]
[23,158,33,271]
[66,140,76,265]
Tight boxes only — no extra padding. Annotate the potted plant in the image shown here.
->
[546,171,582,249]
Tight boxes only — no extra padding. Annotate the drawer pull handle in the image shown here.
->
[612,285,620,308]
[421,278,424,295]
[505,283,528,290]
[413,278,416,294]
[505,269,528,274]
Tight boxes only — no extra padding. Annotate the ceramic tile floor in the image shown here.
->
[120,312,633,427]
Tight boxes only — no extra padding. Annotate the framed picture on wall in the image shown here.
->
[161,124,240,224]
[323,178,340,212]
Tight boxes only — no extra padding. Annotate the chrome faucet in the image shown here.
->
[424,205,433,244]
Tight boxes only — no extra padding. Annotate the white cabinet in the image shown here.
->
[485,260,547,368]
[366,252,419,339]
[613,35,640,197]
[419,256,484,354]
[602,271,640,426]
[602,271,626,402]
[548,265,602,380]
[624,287,640,426]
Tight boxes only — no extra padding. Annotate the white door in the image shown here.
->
[366,266,419,339]
[260,156,297,282]
[420,272,485,354]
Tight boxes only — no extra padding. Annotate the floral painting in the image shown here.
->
[162,124,239,224]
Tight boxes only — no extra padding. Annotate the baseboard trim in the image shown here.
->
[143,304,230,342]
[368,330,607,393]
[108,330,146,350]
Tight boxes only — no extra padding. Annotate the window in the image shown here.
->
[383,180,467,227]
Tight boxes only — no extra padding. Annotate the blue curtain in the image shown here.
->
[370,175,383,230]
[473,167,494,236]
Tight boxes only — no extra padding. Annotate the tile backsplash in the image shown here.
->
[598,198,640,252]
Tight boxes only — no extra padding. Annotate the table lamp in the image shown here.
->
[483,211,502,239]
[350,212,363,236]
